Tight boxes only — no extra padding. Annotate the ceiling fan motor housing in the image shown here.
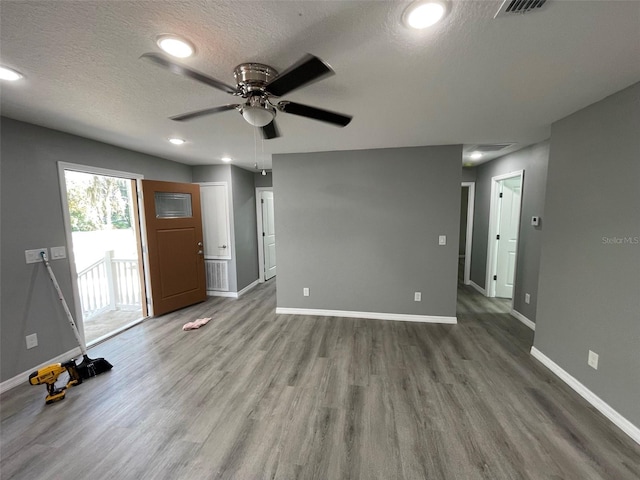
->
[141,51,352,138]
[233,63,278,95]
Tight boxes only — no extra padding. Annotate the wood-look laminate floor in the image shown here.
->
[1,279,639,479]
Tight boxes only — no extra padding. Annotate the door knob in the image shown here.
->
[197,250,203,255]
[197,241,203,246]
[218,245,227,249]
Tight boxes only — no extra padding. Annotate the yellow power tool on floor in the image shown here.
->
[29,360,83,404]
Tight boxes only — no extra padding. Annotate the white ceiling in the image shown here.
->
[1,1,639,170]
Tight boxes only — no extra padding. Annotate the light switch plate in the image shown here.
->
[50,246,67,259]
[438,235,447,245]
[303,287,310,297]
[414,292,422,302]
[25,248,48,264]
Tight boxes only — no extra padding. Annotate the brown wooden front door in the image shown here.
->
[142,180,206,316]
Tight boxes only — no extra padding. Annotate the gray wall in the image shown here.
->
[470,141,549,320]
[0,117,192,382]
[273,145,462,317]
[534,82,640,427]
[192,165,238,292]
[462,167,477,182]
[231,166,259,290]
[254,171,273,188]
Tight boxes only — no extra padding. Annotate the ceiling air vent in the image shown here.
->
[494,0,548,18]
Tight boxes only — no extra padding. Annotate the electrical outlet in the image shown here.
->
[26,333,38,349]
[50,246,67,259]
[588,350,599,370]
[25,248,48,264]
[438,235,447,246]
[303,287,309,297]
[414,292,422,302]
[525,293,531,304]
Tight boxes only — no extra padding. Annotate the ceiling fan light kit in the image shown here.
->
[141,51,352,139]
[241,96,276,127]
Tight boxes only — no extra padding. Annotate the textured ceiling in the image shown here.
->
[1,1,639,170]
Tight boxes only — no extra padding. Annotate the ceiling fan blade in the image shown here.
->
[278,101,352,127]
[170,104,240,122]
[265,54,334,97]
[261,120,280,139]
[140,53,237,95]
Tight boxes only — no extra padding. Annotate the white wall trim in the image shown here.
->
[276,308,457,324]
[255,187,273,283]
[530,347,640,445]
[57,162,144,181]
[510,309,535,331]
[461,182,475,285]
[468,280,487,296]
[0,347,82,395]
[207,290,238,298]
[207,279,260,299]
[57,162,147,336]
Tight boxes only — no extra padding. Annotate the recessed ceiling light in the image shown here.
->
[470,152,483,160]
[221,157,232,163]
[169,138,185,145]
[403,1,448,29]
[156,35,195,58]
[0,66,24,81]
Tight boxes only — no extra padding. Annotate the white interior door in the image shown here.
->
[200,183,231,259]
[495,178,522,298]
[261,191,276,280]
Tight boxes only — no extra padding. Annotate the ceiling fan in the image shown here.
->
[141,52,353,139]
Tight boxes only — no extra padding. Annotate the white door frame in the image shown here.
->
[57,162,149,343]
[461,182,475,285]
[485,170,524,300]
[255,187,273,283]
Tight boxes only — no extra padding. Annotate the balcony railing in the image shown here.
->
[77,250,141,319]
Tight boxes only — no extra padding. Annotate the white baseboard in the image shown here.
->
[0,347,82,395]
[510,309,536,331]
[237,279,259,297]
[275,307,457,324]
[208,290,238,298]
[469,280,487,296]
[207,279,260,299]
[530,347,640,445]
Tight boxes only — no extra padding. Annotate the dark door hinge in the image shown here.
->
[493,275,497,281]
[499,192,503,198]
[496,234,500,240]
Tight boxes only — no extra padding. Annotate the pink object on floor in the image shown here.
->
[182,317,212,331]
